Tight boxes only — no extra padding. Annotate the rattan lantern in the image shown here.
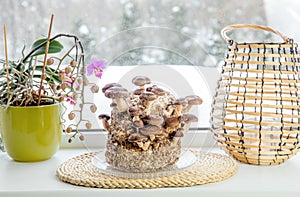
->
[210,24,300,165]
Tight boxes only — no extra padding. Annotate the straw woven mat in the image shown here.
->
[56,151,238,189]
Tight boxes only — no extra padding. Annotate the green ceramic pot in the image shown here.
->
[0,103,62,162]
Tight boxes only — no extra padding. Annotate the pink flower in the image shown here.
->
[87,57,107,78]
[66,96,76,105]
[63,74,74,87]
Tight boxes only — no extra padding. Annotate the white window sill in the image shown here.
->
[1,141,300,197]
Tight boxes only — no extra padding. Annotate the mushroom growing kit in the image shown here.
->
[99,76,202,172]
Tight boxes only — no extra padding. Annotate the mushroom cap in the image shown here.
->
[174,98,188,106]
[128,133,148,142]
[140,92,157,101]
[146,85,157,92]
[98,114,111,120]
[146,86,153,92]
[143,115,164,126]
[133,88,144,96]
[185,95,203,105]
[165,116,180,128]
[174,128,184,137]
[110,102,117,108]
[132,76,151,86]
[102,83,122,93]
[140,124,162,136]
[151,87,165,96]
[104,87,129,99]
[128,106,140,116]
[180,114,198,123]
[133,120,144,128]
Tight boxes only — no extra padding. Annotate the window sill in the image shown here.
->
[61,130,213,149]
[1,146,300,197]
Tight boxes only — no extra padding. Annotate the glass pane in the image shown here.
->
[1,0,299,132]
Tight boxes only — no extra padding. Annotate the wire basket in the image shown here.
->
[210,24,300,165]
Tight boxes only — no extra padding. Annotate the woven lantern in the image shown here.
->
[210,24,300,165]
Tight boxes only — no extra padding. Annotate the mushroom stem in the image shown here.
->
[173,98,187,116]
[145,100,156,115]
[102,119,110,131]
[173,105,182,116]
[164,105,175,117]
[172,130,183,145]
[172,137,181,145]
[104,86,129,112]
[114,98,128,112]
[182,122,192,134]
[183,105,192,113]
[180,114,198,134]
[98,114,111,132]
[142,141,151,151]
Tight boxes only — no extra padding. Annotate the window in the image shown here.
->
[1,0,299,147]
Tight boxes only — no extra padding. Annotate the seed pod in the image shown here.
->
[59,72,65,80]
[68,112,75,120]
[61,83,67,90]
[83,78,89,86]
[90,104,97,113]
[46,58,54,65]
[51,84,56,90]
[58,97,64,102]
[72,93,78,100]
[65,66,72,74]
[75,85,81,91]
[86,122,92,129]
[77,78,82,85]
[66,127,73,133]
[70,60,76,67]
[79,135,85,141]
[91,85,99,93]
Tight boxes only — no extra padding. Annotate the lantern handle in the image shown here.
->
[221,24,290,43]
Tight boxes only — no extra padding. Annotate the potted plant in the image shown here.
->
[0,15,106,161]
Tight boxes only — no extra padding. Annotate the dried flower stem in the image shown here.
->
[37,14,54,105]
[3,24,10,100]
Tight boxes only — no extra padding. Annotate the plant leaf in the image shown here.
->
[31,38,64,57]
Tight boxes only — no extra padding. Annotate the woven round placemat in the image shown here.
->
[56,151,237,189]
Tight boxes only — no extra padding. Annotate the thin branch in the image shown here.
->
[3,24,10,99]
[37,14,54,105]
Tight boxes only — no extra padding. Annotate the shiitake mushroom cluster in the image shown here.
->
[99,76,202,151]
